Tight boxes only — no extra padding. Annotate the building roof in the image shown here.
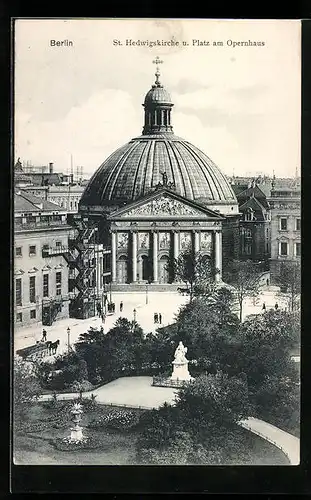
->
[14,191,64,213]
[239,196,267,214]
[237,185,270,210]
[81,70,237,210]
[27,173,63,186]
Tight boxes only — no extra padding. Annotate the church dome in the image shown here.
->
[80,60,238,214]
[144,86,172,105]
[81,134,237,208]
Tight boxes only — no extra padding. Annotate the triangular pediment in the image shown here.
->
[14,269,24,276]
[109,189,224,220]
[240,197,267,213]
[42,265,52,271]
[28,267,38,274]
[54,263,64,270]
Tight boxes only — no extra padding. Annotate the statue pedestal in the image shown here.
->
[170,360,193,382]
[70,425,83,442]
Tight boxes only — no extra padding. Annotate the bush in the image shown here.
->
[70,380,94,393]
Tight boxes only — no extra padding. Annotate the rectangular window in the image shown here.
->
[296,218,301,231]
[295,242,301,257]
[15,278,22,306]
[29,245,36,256]
[245,243,252,255]
[43,274,49,297]
[29,276,36,303]
[56,272,62,296]
[280,242,288,256]
[16,312,22,323]
[56,241,62,247]
[15,247,22,257]
[30,309,36,319]
[280,218,288,231]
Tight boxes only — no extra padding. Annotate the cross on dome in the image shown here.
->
[152,56,164,86]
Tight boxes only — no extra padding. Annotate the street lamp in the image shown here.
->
[67,327,71,353]
[133,308,137,322]
[145,283,148,305]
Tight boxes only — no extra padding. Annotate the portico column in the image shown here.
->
[215,231,222,282]
[111,232,117,283]
[194,231,200,254]
[173,231,179,260]
[153,231,158,283]
[173,231,180,283]
[132,232,137,283]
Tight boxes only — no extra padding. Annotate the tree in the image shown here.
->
[223,259,261,322]
[235,310,300,433]
[75,318,149,384]
[175,372,252,435]
[277,261,301,312]
[147,287,241,375]
[171,249,217,302]
[136,373,252,465]
[14,357,41,420]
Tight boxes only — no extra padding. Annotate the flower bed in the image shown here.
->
[88,408,142,430]
[52,434,101,451]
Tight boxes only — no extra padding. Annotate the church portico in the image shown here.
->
[107,189,224,289]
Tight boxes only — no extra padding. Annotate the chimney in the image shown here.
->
[49,162,54,174]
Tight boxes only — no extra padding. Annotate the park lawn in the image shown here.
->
[13,402,290,466]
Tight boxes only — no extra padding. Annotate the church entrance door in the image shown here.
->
[159,255,170,284]
[117,255,128,283]
[140,255,150,281]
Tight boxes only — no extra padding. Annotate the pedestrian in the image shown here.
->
[275,302,279,310]
[112,302,115,313]
[262,302,266,312]
[120,301,123,313]
[96,302,102,317]
[266,278,269,286]
[154,312,158,324]
[159,313,162,324]
[42,329,47,342]
[101,312,106,324]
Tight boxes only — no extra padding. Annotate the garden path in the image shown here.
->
[38,376,300,465]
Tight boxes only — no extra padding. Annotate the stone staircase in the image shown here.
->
[111,283,183,293]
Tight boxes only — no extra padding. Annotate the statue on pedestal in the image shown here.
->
[174,341,188,363]
[171,341,193,382]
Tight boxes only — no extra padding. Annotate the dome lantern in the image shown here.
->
[142,57,174,135]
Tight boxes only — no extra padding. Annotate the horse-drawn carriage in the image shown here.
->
[16,339,60,361]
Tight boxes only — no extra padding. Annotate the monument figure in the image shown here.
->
[161,171,168,186]
[171,341,193,382]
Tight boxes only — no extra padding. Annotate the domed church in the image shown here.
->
[79,59,239,289]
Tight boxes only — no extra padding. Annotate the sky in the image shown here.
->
[14,19,301,178]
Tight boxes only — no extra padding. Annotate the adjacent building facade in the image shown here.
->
[232,182,271,266]
[14,191,72,328]
[268,185,301,282]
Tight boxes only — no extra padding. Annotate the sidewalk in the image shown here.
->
[239,417,300,465]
